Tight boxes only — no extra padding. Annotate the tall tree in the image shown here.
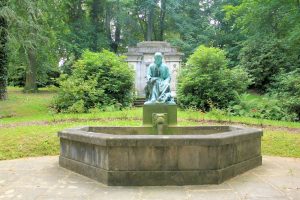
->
[90,0,105,52]
[159,0,166,40]
[5,0,63,92]
[167,0,216,58]
[104,0,123,52]
[0,0,8,100]
[64,0,95,59]
[146,0,155,41]
[130,0,168,41]
[210,0,244,67]
[226,0,300,91]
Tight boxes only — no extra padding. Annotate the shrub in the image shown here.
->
[177,45,250,111]
[8,65,60,87]
[239,38,298,92]
[52,50,134,113]
[268,69,300,121]
[230,94,298,121]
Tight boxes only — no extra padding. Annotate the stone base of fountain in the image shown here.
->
[143,104,177,125]
[58,126,262,186]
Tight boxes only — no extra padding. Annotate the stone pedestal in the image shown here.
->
[143,104,177,126]
[126,41,183,97]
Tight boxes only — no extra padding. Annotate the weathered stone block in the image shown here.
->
[133,146,164,170]
[236,138,261,162]
[162,146,178,170]
[108,147,129,170]
[95,146,108,169]
[198,146,219,170]
[178,146,199,170]
[218,144,237,168]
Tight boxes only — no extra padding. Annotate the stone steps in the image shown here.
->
[133,97,177,107]
[133,98,146,107]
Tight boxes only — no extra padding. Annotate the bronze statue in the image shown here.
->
[144,52,175,104]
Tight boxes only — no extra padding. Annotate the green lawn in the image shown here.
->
[0,87,300,160]
[0,87,56,119]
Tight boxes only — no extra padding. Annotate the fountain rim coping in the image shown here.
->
[58,125,262,147]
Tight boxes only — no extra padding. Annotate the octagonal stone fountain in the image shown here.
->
[58,52,262,186]
[58,104,262,186]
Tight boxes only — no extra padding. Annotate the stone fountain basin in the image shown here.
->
[58,126,262,186]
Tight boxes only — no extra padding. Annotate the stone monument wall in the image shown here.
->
[126,41,183,97]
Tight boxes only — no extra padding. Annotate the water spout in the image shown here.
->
[157,123,164,135]
[152,113,167,135]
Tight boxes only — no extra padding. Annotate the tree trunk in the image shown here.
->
[0,13,8,100]
[105,3,112,44]
[159,0,166,41]
[140,11,147,40]
[146,2,154,41]
[24,48,38,92]
[111,17,121,53]
[91,0,104,51]
[67,0,85,59]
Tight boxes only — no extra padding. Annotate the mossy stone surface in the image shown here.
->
[143,104,177,126]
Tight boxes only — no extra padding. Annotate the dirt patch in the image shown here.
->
[0,114,15,119]
[0,117,141,128]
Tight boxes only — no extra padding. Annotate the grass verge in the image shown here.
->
[0,87,299,160]
[0,120,299,160]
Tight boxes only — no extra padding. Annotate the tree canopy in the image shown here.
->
[0,0,299,101]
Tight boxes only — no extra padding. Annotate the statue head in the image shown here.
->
[154,52,163,66]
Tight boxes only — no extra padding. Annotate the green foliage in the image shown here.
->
[2,0,299,117]
[230,94,298,122]
[229,0,300,42]
[60,0,137,59]
[1,87,300,160]
[177,45,250,111]
[269,69,300,120]
[7,65,25,87]
[206,0,244,67]
[167,0,243,62]
[7,65,59,87]
[52,50,134,113]
[227,0,300,91]
[239,37,298,92]
[167,0,217,59]
[2,0,63,92]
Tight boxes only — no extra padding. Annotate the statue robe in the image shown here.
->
[145,63,173,103]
